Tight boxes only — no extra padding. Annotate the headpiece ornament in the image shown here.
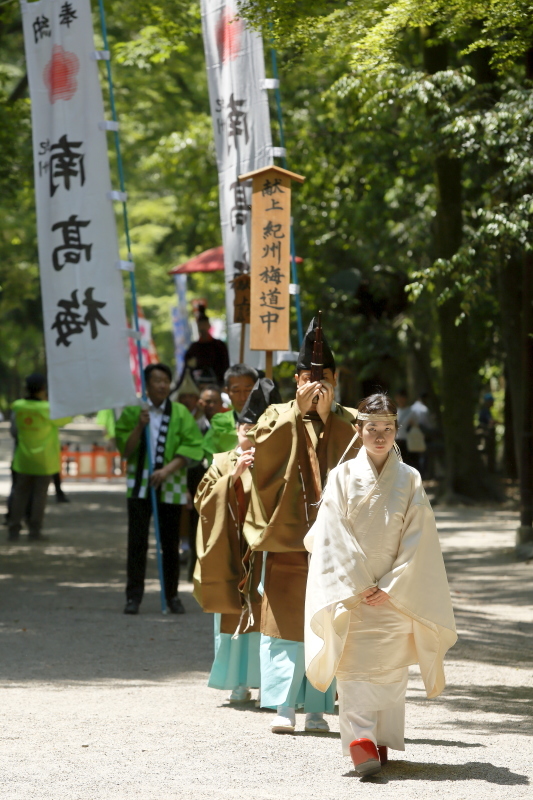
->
[357,412,397,422]
[297,316,336,373]
[238,377,282,425]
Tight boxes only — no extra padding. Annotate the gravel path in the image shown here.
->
[0,481,531,799]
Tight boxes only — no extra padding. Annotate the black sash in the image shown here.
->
[132,398,172,498]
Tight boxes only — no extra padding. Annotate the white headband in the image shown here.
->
[357,413,397,421]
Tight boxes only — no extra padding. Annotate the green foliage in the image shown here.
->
[238,0,533,74]
[1,0,532,432]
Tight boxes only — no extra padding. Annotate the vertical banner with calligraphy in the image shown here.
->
[21,0,137,418]
[201,0,273,365]
[171,274,192,380]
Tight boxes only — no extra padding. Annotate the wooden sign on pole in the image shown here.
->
[238,166,305,377]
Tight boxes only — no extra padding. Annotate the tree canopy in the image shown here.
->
[1,0,533,500]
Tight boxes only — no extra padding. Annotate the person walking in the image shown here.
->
[116,363,204,615]
[304,393,456,776]
[393,389,413,463]
[8,373,71,542]
[244,318,361,733]
[184,306,230,386]
[202,364,258,460]
[193,379,280,704]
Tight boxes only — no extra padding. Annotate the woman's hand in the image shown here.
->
[231,449,255,484]
[362,586,389,606]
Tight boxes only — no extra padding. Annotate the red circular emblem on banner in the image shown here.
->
[43,45,80,104]
[216,11,243,62]
[24,417,33,426]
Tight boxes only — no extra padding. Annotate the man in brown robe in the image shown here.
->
[194,378,281,703]
[244,318,361,733]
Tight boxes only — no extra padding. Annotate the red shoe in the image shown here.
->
[378,745,388,765]
[349,738,382,777]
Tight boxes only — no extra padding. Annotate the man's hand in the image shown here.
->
[296,381,321,416]
[137,409,150,429]
[362,586,389,606]
[316,380,334,423]
[123,408,149,458]
[150,466,170,488]
[149,456,186,488]
[231,449,255,484]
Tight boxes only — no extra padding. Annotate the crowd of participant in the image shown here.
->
[5,317,456,779]
[139,317,454,777]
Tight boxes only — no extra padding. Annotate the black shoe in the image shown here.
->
[124,599,140,615]
[168,597,185,614]
[56,493,70,503]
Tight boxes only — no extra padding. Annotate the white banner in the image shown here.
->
[171,275,191,380]
[21,0,137,418]
[201,0,273,366]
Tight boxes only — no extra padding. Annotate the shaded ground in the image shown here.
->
[0,480,531,799]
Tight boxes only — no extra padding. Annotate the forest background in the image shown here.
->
[1,0,533,504]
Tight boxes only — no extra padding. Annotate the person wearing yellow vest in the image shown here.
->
[8,374,71,542]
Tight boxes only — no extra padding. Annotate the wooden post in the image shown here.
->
[238,166,305,369]
[232,273,250,365]
[239,322,246,363]
[265,350,273,379]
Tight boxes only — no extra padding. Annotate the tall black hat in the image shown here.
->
[197,304,209,322]
[238,378,282,424]
[175,366,200,397]
[296,317,336,372]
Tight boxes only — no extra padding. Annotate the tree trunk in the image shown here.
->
[516,48,533,552]
[422,35,493,499]
[518,252,533,543]
[503,373,518,480]
[498,252,523,470]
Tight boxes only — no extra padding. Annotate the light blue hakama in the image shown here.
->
[259,634,336,712]
[208,613,261,690]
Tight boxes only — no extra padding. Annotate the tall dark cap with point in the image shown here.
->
[296,314,336,373]
[197,304,209,322]
[238,378,282,425]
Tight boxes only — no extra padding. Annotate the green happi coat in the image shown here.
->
[116,403,204,504]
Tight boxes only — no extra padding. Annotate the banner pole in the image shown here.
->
[269,41,304,346]
[97,0,167,614]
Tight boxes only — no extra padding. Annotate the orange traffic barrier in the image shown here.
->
[61,446,126,480]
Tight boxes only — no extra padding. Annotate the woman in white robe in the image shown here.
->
[304,393,456,777]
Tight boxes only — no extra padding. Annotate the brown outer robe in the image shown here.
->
[244,400,361,642]
[193,450,262,635]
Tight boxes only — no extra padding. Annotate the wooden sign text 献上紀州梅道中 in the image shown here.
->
[238,166,305,353]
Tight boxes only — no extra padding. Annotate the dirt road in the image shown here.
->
[0,481,531,799]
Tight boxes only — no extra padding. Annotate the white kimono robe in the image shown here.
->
[304,448,456,699]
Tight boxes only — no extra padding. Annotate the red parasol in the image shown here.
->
[169,246,303,275]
